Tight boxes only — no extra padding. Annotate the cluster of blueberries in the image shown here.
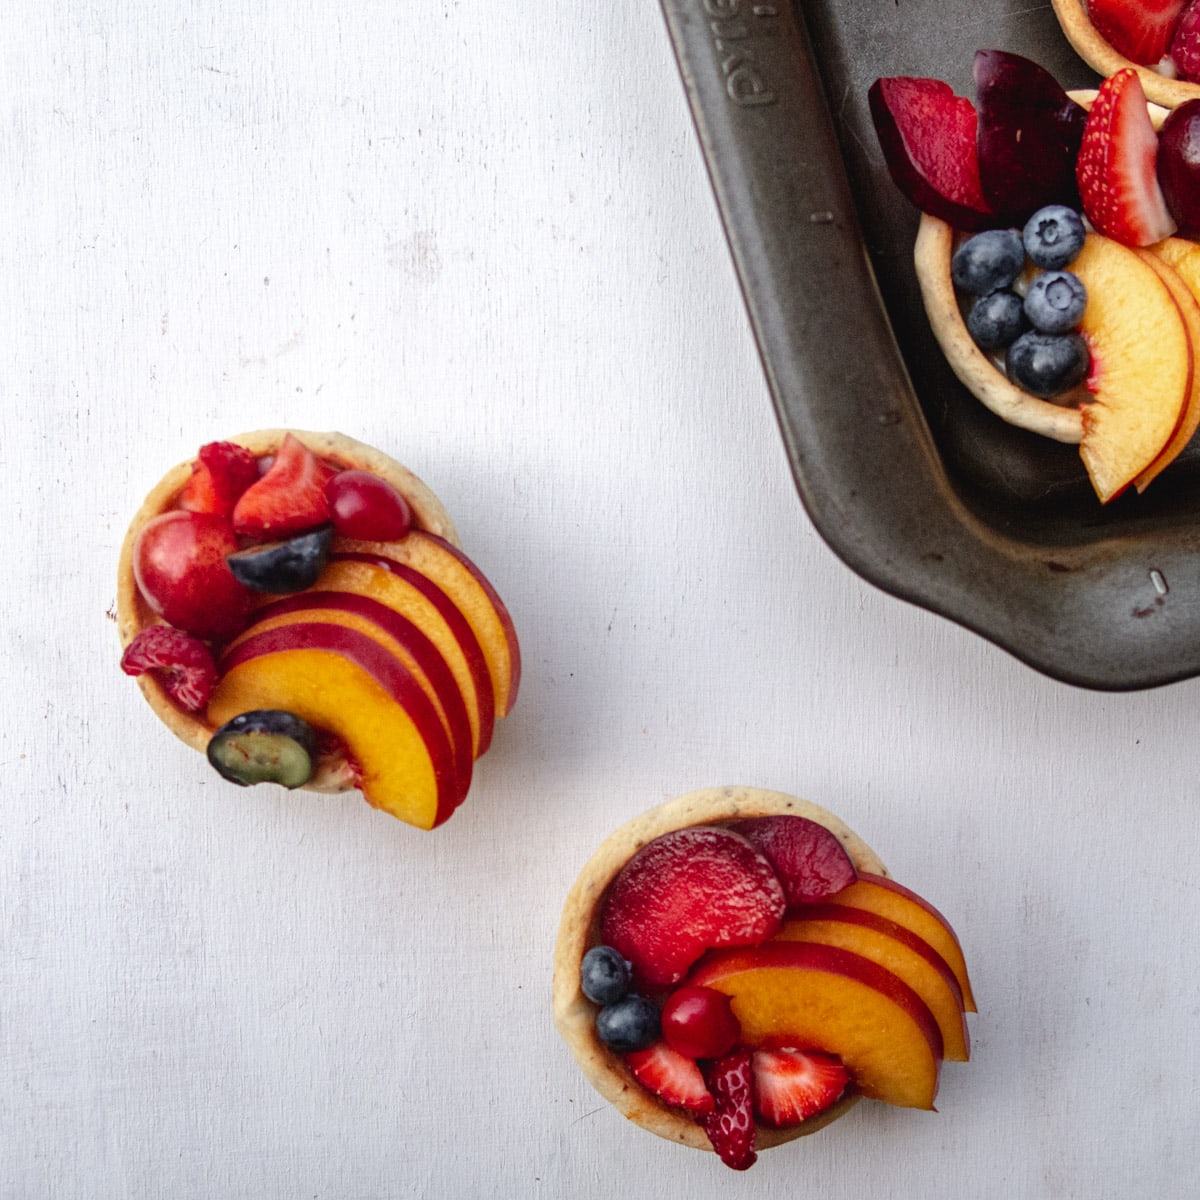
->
[580,945,661,1053]
[953,205,1090,398]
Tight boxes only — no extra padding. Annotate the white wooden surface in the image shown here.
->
[6,3,1200,1197]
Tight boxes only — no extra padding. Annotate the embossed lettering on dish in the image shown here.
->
[702,0,779,107]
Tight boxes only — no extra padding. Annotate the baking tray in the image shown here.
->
[658,0,1200,691]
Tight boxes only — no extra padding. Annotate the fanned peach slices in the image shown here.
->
[552,787,975,1171]
[117,430,519,829]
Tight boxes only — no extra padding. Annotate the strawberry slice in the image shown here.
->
[231,433,335,539]
[625,1042,714,1117]
[701,1049,757,1171]
[751,1048,851,1129]
[1087,0,1186,66]
[1171,0,1200,81]
[120,625,218,711]
[599,827,785,989]
[1076,68,1177,246]
[179,441,260,518]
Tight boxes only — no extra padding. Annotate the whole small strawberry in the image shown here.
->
[120,625,218,711]
[702,1048,757,1171]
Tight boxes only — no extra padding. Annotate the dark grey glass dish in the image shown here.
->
[658,0,1200,690]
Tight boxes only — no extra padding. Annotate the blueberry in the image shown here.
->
[595,994,660,1052]
[1006,331,1090,398]
[1023,270,1087,334]
[1022,205,1087,270]
[951,228,1025,295]
[226,525,334,593]
[207,709,319,789]
[580,946,632,1006]
[967,289,1027,351]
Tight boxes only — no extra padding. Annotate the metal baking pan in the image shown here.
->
[658,0,1200,690]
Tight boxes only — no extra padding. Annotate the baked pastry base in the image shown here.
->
[115,429,459,789]
[552,786,888,1154]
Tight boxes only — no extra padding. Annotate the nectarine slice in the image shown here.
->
[1073,232,1192,502]
[688,941,943,1109]
[312,557,495,757]
[775,905,969,1062]
[210,623,462,828]
[233,592,477,783]
[1136,239,1200,490]
[824,874,976,1012]
[337,531,520,717]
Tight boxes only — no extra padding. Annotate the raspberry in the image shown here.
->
[120,625,217,711]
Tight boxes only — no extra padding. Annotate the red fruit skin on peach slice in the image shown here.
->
[869,76,994,230]
[731,815,857,907]
[599,827,786,989]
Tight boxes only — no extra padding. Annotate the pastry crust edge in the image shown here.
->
[551,786,889,1154]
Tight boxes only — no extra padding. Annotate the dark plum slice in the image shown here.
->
[973,50,1086,225]
[207,709,319,788]
[730,815,858,907]
[226,525,334,594]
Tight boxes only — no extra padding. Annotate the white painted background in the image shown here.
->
[5,3,1200,1197]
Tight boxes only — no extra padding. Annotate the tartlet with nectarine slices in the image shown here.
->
[872,50,1200,502]
[117,429,519,829]
[552,787,974,1170]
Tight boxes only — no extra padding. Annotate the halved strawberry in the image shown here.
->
[1171,0,1200,81]
[120,625,218,711]
[231,433,335,539]
[179,441,260,518]
[1076,68,1177,246]
[751,1047,851,1129]
[702,1049,757,1171]
[625,1042,714,1117]
[1087,0,1186,66]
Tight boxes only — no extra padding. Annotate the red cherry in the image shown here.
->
[326,470,413,541]
[661,985,741,1060]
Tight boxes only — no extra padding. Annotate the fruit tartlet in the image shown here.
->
[117,429,519,829]
[1052,0,1200,109]
[552,787,974,1171]
[871,50,1200,502]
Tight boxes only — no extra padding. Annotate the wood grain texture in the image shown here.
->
[5,1,1200,1198]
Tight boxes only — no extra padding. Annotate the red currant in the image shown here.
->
[661,985,741,1060]
[326,470,413,541]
